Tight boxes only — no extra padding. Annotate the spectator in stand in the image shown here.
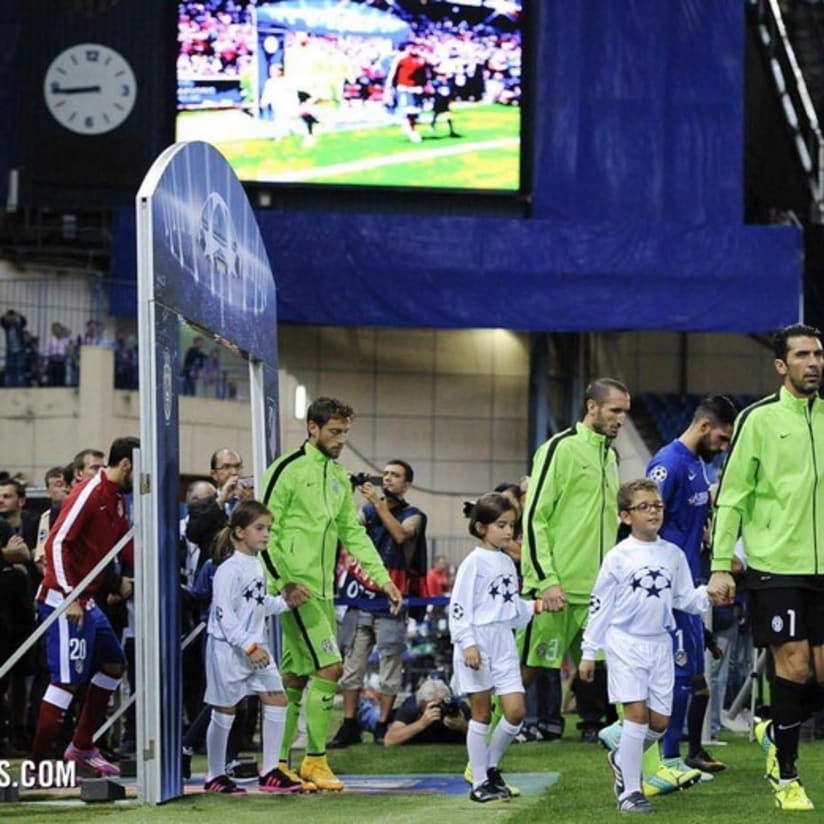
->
[113,331,138,390]
[181,336,208,396]
[22,331,41,387]
[1,309,27,387]
[44,323,71,387]
[426,554,452,597]
[82,320,105,346]
[66,336,80,387]
[202,346,223,398]
[32,436,138,775]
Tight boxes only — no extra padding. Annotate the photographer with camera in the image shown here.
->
[383,677,468,747]
[330,459,427,748]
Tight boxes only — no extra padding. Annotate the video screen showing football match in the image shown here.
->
[176,0,524,192]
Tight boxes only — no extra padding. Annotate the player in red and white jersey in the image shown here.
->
[38,449,134,607]
[32,436,138,777]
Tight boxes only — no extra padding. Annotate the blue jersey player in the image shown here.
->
[647,396,736,780]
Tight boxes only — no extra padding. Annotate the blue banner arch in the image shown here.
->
[135,140,279,803]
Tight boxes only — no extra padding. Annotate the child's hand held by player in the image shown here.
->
[282,582,311,608]
[464,644,481,670]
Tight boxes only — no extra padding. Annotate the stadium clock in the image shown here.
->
[43,43,137,135]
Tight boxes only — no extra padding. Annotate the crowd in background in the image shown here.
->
[0,306,241,398]
[0,309,138,390]
[0,442,759,772]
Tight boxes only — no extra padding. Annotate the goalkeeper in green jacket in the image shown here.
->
[709,323,824,813]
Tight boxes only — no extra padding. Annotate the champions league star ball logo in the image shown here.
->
[630,566,673,598]
[451,602,465,621]
[588,593,602,615]
[488,574,518,603]
[648,465,668,483]
[197,193,241,282]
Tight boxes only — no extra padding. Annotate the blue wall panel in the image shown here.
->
[532,0,743,223]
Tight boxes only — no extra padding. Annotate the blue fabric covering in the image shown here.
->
[111,210,800,331]
[533,0,744,223]
[103,0,803,332]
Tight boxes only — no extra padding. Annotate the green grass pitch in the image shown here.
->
[5,725,824,822]
[178,103,521,191]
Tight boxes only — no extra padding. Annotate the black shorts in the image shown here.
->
[750,586,824,647]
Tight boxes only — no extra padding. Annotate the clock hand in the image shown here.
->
[50,83,102,95]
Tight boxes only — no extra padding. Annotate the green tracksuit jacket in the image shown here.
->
[712,386,824,575]
[521,421,620,605]
[260,440,391,599]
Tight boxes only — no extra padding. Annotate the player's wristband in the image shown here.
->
[246,643,259,656]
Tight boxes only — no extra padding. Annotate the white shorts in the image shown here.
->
[604,627,673,716]
[203,636,284,707]
[452,623,524,697]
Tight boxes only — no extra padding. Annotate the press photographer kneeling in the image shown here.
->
[383,678,469,747]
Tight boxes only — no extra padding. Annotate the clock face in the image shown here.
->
[43,43,137,135]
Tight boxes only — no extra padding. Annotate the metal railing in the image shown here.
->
[0,275,250,395]
[750,0,824,221]
[0,529,133,683]
[0,273,104,350]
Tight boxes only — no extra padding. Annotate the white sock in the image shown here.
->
[644,727,664,751]
[618,719,648,799]
[467,720,490,788]
[487,717,521,769]
[262,704,287,775]
[206,710,234,781]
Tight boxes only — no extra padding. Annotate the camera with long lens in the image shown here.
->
[350,472,383,489]
[440,697,463,718]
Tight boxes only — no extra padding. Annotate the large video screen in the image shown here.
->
[176,0,524,193]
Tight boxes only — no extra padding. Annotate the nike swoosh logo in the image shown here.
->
[777,722,800,731]
[779,433,790,439]
[688,473,696,481]
[759,575,772,581]
[321,694,334,704]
